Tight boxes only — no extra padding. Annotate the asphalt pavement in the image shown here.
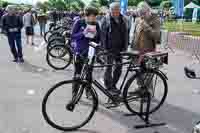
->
[0,25,200,133]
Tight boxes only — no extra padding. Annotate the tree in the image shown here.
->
[160,0,172,9]
[89,0,101,9]
[75,0,85,10]
[128,0,143,6]
[146,0,162,7]
[2,1,8,8]
[71,2,81,11]
[99,0,109,6]
[64,0,85,11]
[47,0,67,10]
[36,1,48,12]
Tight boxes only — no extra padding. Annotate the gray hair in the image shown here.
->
[137,1,152,16]
[110,2,120,10]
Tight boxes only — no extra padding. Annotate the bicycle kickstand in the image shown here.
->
[134,91,166,129]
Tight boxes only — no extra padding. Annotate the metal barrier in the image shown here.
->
[161,30,200,62]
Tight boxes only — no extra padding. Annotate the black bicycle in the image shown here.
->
[46,30,73,70]
[42,42,168,131]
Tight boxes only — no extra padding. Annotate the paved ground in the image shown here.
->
[0,26,200,133]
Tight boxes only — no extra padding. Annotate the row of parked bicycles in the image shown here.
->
[44,18,74,70]
[41,19,170,131]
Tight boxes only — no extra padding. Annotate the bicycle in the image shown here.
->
[46,30,74,70]
[42,42,168,131]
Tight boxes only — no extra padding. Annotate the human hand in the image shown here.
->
[83,25,97,38]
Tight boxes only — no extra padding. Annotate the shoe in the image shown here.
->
[12,58,18,62]
[85,87,93,100]
[108,88,121,95]
[18,58,24,63]
[184,67,196,78]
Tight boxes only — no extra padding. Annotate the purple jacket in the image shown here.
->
[71,19,101,55]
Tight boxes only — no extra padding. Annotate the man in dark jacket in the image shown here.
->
[2,6,24,62]
[101,2,128,94]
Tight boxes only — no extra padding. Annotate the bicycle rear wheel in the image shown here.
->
[42,80,98,131]
[123,69,168,115]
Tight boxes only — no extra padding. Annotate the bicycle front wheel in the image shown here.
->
[123,69,168,115]
[42,80,98,131]
[46,45,72,70]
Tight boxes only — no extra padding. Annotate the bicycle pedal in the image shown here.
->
[104,102,120,109]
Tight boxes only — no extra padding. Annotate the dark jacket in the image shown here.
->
[2,14,23,34]
[37,15,48,24]
[101,14,128,53]
[71,19,101,55]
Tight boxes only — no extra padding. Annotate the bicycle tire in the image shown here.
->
[47,38,65,52]
[48,44,70,58]
[44,31,52,43]
[46,46,72,70]
[48,33,64,42]
[42,80,98,131]
[123,69,168,115]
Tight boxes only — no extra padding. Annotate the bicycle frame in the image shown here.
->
[79,52,139,104]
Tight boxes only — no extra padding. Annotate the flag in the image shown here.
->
[172,0,184,17]
[120,0,128,15]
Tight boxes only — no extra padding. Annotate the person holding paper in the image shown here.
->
[71,6,101,97]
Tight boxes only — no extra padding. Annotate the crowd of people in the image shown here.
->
[71,1,160,95]
[0,5,82,63]
[0,1,160,94]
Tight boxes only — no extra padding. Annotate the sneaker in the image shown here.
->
[18,58,24,63]
[12,58,18,62]
[184,67,196,78]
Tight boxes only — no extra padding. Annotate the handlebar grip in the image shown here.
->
[89,42,104,51]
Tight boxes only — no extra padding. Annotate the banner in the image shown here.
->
[120,0,128,15]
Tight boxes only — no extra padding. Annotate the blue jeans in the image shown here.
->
[39,23,46,35]
[7,32,23,59]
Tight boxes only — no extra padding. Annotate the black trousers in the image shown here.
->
[104,55,122,89]
[73,54,92,93]
[7,32,23,59]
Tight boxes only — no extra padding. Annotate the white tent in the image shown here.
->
[184,2,200,9]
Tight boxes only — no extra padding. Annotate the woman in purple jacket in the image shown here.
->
[71,6,100,97]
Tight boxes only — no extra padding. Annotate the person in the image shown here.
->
[101,2,128,95]
[129,11,138,46]
[37,10,48,36]
[131,2,161,93]
[23,8,36,46]
[132,1,160,62]
[71,6,100,96]
[2,6,24,63]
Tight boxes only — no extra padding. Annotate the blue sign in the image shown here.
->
[120,0,128,15]
[172,0,184,17]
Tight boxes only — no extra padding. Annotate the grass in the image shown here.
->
[163,21,200,36]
